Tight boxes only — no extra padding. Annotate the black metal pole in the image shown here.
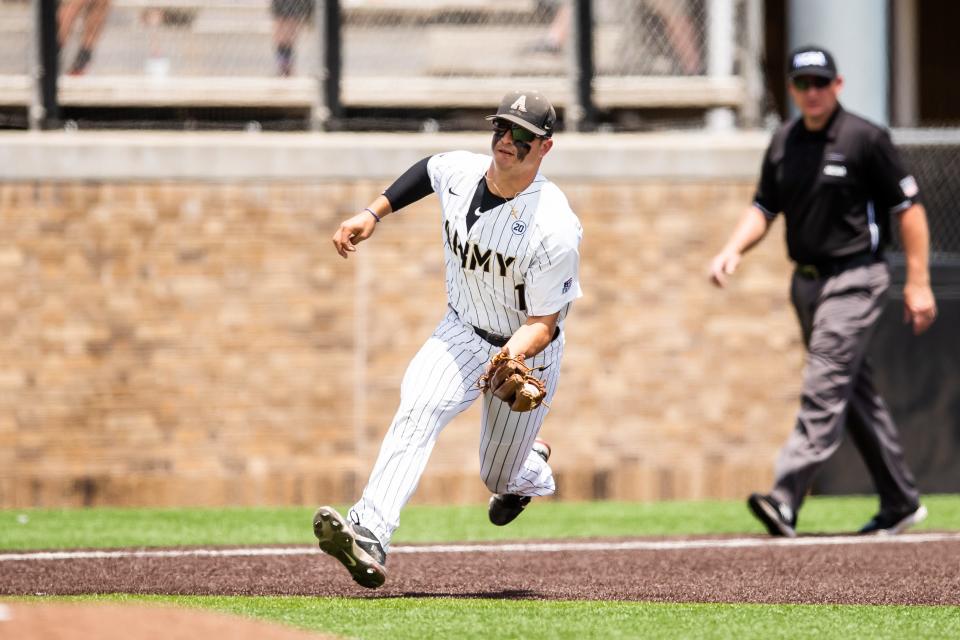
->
[38,0,60,129]
[323,0,342,126]
[571,0,595,131]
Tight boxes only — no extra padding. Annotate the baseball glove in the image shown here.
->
[478,349,548,412]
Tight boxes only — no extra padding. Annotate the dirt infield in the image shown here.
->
[3,534,959,606]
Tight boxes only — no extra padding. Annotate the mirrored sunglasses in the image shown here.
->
[492,119,539,143]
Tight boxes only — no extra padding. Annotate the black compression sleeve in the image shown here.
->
[382,156,434,212]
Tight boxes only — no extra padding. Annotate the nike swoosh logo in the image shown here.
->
[341,551,357,567]
[448,187,460,196]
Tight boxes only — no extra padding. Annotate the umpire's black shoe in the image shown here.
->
[859,503,927,535]
[488,439,551,527]
[747,492,797,538]
[313,506,386,589]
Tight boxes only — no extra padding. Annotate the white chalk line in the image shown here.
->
[2,531,959,563]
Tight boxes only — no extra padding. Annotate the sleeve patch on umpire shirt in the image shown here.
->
[899,175,919,198]
[562,277,573,294]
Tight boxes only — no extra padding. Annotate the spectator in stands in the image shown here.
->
[272,0,314,77]
[58,0,111,76]
[643,0,701,75]
[527,0,702,75]
[526,0,570,55]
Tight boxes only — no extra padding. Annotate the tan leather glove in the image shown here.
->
[478,349,547,412]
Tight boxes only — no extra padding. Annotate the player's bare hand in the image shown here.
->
[332,211,378,259]
[903,281,937,335]
[709,251,741,288]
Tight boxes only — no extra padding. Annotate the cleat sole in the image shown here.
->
[312,506,386,589]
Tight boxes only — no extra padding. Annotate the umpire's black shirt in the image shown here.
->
[753,104,920,265]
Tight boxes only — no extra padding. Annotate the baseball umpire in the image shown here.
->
[314,90,583,588]
[710,46,937,537]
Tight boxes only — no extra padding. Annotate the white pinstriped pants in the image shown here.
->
[349,309,562,551]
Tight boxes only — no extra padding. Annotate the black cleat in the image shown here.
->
[488,439,550,527]
[747,492,797,538]
[312,506,386,589]
[488,493,533,526]
[859,504,927,535]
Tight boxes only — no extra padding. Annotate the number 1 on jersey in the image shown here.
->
[514,283,527,312]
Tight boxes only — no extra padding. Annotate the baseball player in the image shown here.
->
[314,90,583,588]
[710,46,937,537]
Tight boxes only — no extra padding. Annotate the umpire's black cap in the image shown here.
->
[787,45,838,79]
[486,90,556,137]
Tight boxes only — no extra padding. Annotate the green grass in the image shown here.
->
[4,497,958,639]
[10,595,960,640]
[3,494,959,550]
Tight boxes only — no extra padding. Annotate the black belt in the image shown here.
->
[472,325,560,348]
[796,252,882,280]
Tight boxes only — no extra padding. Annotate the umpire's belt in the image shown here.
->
[795,252,882,280]
[472,325,560,348]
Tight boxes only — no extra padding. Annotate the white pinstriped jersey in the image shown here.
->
[427,151,583,337]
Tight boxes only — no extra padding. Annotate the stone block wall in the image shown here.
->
[0,178,802,507]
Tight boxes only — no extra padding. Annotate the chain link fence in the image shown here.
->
[0,0,32,75]
[344,1,555,79]
[0,0,32,127]
[0,0,764,131]
[0,0,311,78]
[892,130,960,265]
[88,2,287,78]
[597,0,706,76]
[340,0,714,80]
[905,148,960,263]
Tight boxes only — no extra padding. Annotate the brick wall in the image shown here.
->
[0,178,802,507]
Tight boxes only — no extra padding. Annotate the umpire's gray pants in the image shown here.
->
[770,261,920,519]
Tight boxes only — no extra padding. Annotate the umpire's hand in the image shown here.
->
[332,211,379,259]
[709,250,741,287]
[903,281,937,335]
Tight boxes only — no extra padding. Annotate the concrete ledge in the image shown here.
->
[113,0,533,10]
[0,130,770,180]
[348,76,745,109]
[0,75,31,107]
[0,74,745,109]
[59,76,317,108]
